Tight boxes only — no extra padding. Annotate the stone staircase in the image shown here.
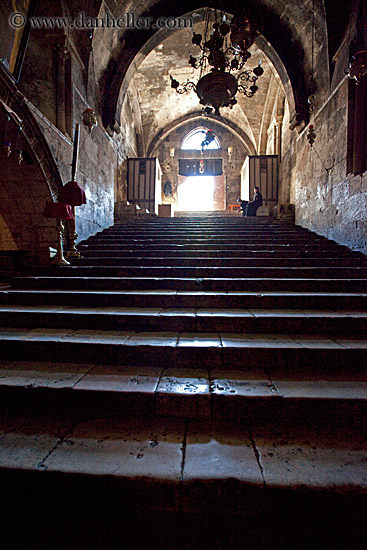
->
[0,214,367,549]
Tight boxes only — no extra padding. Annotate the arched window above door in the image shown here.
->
[181,127,221,150]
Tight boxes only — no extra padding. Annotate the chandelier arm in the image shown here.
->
[237,71,258,84]
[174,81,196,94]
[237,85,254,98]
[225,46,238,56]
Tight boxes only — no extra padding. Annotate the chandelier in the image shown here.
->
[346,51,367,85]
[170,10,264,116]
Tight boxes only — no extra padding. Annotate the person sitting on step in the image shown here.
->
[244,186,263,217]
[236,198,248,216]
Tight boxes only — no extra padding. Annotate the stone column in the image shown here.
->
[53,42,71,135]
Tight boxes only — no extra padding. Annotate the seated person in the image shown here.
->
[245,186,263,217]
[236,198,248,216]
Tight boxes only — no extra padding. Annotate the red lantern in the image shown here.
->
[58,180,87,207]
[43,202,74,219]
[307,125,317,148]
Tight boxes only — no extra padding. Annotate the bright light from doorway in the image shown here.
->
[177,176,215,211]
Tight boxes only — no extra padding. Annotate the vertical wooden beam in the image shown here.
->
[53,43,67,134]
[71,123,80,181]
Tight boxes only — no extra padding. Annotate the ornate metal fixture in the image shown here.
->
[170,10,264,116]
[346,51,367,85]
[82,108,98,133]
[307,124,316,148]
[307,94,316,114]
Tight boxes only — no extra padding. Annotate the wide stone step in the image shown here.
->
[0,305,365,334]
[0,328,365,369]
[11,276,367,292]
[79,249,358,258]
[82,237,329,246]
[28,265,367,279]
[70,257,367,268]
[89,234,327,242]
[1,413,366,550]
[83,227,323,234]
[80,241,341,250]
[0,361,366,426]
[1,289,367,311]
[92,224,316,229]
[96,221,309,228]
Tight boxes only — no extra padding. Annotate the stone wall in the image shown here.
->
[114,88,141,220]
[13,2,143,245]
[279,78,367,254]
[23,92,116,244]
[0,143,55,261]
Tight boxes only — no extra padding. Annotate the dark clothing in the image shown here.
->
[245,191,263,217]
[237,199,248,216]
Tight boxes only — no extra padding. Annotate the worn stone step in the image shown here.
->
[1,414,366,550]
[0,305,365,334]
[1,289,367,311]
[82,237,330,246]
[11,276,367,292]
[91,221,312,228]
[70,256,367,268]
[83,227,324,234]
[0,362,366,427]
[27,265,367,278]
[79,241,344,249]
[90,222,318,230]
[79,249,358,258]
[89,234,328,243]
[0,282,11,290]
[0,328,365,369]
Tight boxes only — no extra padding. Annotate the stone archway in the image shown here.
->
[99,3,311,135]
[147,113,256,158]
[148,118,248,212]
[0,65,67,260]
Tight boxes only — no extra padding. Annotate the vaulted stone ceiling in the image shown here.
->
[95,0,333,135]
[125,9,288,155]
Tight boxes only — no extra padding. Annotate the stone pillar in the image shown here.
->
[352,80,367,175]
[274,118,283,160]
[53,42,72,136]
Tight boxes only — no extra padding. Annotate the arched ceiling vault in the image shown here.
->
[125,8,297,156]
[95,0,329,135]
[147,112,256,157]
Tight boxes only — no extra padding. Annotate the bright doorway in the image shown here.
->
[177,176,215,211]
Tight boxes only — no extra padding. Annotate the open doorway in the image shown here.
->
[177,174,226,211]
[177,176,215,211]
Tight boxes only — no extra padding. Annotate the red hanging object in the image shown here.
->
[58,180,87,207]
[43,202,74,219]
[307,124,317,148]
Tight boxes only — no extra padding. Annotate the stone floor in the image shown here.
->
[0,214,366,549]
